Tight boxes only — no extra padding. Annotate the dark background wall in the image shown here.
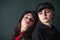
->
[0,0,60,40]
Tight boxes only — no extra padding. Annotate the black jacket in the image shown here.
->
[23,33,32,40]
[32,22,60,40]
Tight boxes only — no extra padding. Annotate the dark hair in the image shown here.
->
[12,10,37,40]
[36,2,55,12]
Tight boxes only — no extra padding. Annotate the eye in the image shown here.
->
[29,18,34,22]
[46,10,51,13]
[24,16,28,19]
[38,12,42,15]
[46,11,49,13]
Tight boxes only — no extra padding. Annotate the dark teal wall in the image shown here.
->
[0,0,60,40]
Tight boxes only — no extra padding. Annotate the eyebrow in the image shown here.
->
[26,14,32,16]
[26,15,34,20]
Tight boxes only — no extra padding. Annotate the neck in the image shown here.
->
[42,22,52,28]
[21,26,28,33]
[21,28,24,33]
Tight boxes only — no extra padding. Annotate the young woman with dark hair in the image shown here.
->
[12,10,37,40]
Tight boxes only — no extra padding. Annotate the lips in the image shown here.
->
[44,18,47,19]
[25,22,30,25]
[43,17,47,19]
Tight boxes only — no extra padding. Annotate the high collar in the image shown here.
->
[36,22,56,31]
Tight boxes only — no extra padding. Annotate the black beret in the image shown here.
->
[36,2,55,12]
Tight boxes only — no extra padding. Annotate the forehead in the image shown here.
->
[24,13,33,17]
[42,8,53,11]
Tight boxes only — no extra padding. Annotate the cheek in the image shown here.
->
[21,19,25,25]
[38,15,40,20]
[47,14,53,20]
[38,15,43,20]
[29,22,34,27]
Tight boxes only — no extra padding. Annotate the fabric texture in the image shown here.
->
[32,22,60,40]
[15,32,25,40]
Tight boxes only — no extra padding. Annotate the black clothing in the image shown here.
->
[32,22,60,40]
[23,34,32,40]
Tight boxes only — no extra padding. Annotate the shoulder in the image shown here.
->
[24,34,32,40]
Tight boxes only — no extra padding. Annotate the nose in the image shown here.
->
[43,11,47,16]
[27,18,30,22]
[27,18,33,22]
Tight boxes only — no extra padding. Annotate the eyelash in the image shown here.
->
[25,17,28,19]
[24,17,34,22]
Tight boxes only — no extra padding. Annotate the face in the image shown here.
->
[38,8,54,23]
[21,13,35,32]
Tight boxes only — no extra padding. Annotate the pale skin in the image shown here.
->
[21,13,35,33]
[38,8,54,28]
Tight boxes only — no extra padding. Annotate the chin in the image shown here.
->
[42,20,49,23]
[44,21,50,23]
